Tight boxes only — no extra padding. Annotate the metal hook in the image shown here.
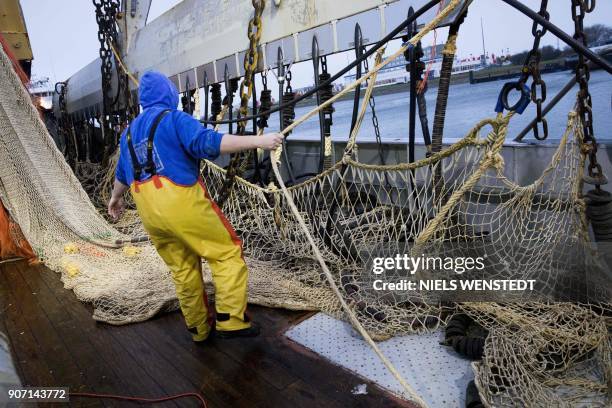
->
[354,23,363,50]
[312,35,320,73]
[408,6,417,35]
[224,64,231,95]
[275,46,285,83]
[350,23,364,134]
[496,81,531,114]
[269,46,294,84]
[54,81,67,95]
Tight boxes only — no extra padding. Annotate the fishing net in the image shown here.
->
[200,111,610,406]
[0,2,610,405]
[0,45,178,323]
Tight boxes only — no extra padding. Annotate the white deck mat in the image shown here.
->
[286,313,472,407]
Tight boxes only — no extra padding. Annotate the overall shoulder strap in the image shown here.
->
[144,109,172,176]
[125,109,171,181]
[125,127,142,181]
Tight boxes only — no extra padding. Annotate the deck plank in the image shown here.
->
[17,264,133,407]
[134,314,263,407]
[34,265,179,408]
[0,261,414,407]
[0,270,56,388]
[153,310,301,390]
[146,312,314,408]
[1,264,84,387]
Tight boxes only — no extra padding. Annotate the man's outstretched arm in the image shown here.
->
[220,133,283,154]
[175,111,283,159]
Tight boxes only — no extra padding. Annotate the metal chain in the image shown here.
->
[286,68,293,93]
[238,0,265,133]
[281,67,295,131]
[55,82,72,162]
[318,55,334,170]
[217,0,265,206]
[517,0,550,140]
[572,0,602,186]
[93,0,121,116]
[256,71,272,129]
[93,0,130,164]
[182,76,195,116]
[261,70,268,89]
[363,53,384,164]
[318,56,334,116]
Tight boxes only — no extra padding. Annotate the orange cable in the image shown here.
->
[70,391,207,407]
[418,0,444,94]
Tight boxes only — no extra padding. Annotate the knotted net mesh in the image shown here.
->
[1,29,610,408]
[0,46,178,324]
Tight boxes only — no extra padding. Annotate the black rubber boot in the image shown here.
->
[216,322,261,339]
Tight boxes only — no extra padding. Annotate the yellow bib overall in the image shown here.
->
[124,108,250,342]
[131,176,250,341]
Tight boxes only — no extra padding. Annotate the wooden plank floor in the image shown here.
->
[0,261,414,407]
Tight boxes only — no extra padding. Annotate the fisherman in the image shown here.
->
[107,71,283,342]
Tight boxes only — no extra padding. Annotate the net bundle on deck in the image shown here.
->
[0,45,177,324]
[201,110,609,406]
[0,10,609,407]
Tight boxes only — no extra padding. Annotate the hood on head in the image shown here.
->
[138,70,179,109]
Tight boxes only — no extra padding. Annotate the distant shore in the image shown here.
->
[292,59,568,108]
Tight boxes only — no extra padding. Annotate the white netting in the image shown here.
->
[0,44,178,324]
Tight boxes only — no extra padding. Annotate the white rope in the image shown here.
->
[267,2,466,405]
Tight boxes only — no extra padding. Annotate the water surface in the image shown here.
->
[268,70,611,144]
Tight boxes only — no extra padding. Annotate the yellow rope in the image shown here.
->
[214,105,229,132]
[343,48,385,158]
[108,40,140,86]
[414,113,513,246]
[276,0,462,142]
[442,34,458,55]
[267,2,464,406]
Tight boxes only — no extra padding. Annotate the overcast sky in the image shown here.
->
[20,0,612,88]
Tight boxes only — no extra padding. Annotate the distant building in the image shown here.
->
[27,76,54,110]
[293,83,344,97]
[343,44,493,88]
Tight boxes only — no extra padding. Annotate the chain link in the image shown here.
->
[571,0,602,186]
[55,82,72,162]
[281,66,295,131]
[286,69,293,93]
[217,0,266,205]
[93,0,121,116]
[517,0,549,140]
[363,54,384,164]
[238,0,265,132]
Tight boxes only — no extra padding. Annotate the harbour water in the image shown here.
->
[278,70,611,144]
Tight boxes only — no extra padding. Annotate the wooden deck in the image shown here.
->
[0,261,413,407]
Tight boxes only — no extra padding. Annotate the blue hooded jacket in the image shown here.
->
[115,71,224,186]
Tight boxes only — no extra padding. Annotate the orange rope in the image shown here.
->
[70,391,207,407]
[417,0,444,94]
